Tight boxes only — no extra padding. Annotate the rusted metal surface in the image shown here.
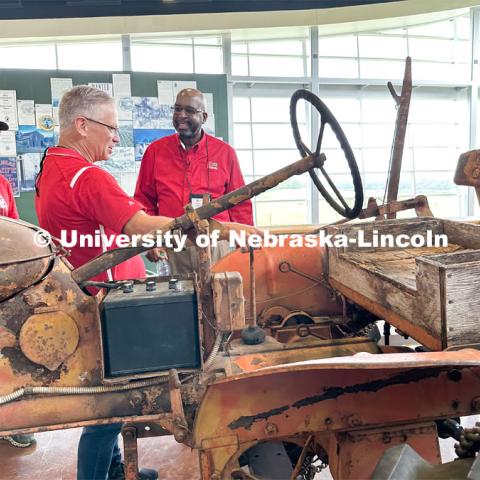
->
[19,309,79,371]
[216,337,380,375]
[372,443,476,479]
[454,149,480,188]
[328,422,440,479]
[333,195,433,226]
[0,413,173,438]
[0,384,172,435]
[0,217,53,301]
[71,153,323,284]
[375,195,432,218]
[329,275,442,351]
[186,206,216,358]
[455,421,480,458]
[0,257,101,390]
[213,244,342,319]
[193,351,480,478]
[248,248,256,327]
[212,272,245,332]
[386,57,412,218]
[0,254,177,434]
[3,84,480,480]
[271,321,332,343]
[454,149,480,205]
[122,425,140,480]
[291,434,314,479]
[169,369,190,444]
[257,305,291,328]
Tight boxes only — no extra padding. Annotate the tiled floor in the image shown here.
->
[0,429,200,480]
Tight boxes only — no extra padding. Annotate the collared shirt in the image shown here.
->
[35,146,146,283]
[0,175,18,219]
[134,132,253,225]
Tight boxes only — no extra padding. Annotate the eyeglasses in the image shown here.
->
[171,105,204,116]
[83,117,120,136]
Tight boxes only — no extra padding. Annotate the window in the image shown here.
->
[318,12,471,83]
[57,40,123,71]
[314,86,469,222]
[233,90,310,226]
[0,37,124,71]
[0,43,56,69]
[131,35,223,74]
[232,29,310,78]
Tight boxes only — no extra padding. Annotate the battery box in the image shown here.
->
[100,279,200,377]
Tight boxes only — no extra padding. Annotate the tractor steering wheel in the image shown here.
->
[290,89,363,219]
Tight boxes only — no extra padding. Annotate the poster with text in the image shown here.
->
[0,157,19,196]
[18,152,41,191]
[0,90,18,130]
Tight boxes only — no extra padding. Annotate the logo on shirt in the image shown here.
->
[208,162,218,170]
[0,194,7,214]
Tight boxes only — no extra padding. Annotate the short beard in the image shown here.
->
[177,125,202,141]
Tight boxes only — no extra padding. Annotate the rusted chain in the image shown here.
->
[456,422,480,458]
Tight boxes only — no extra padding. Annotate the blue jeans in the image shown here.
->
[77,423,123,480]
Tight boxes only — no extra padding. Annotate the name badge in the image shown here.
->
[190,193,210,209]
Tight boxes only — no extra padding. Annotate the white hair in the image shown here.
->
[59,85,114,130]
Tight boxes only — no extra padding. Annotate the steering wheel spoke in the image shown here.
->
[299,140,312,157]
[315,121,326,156]
[319,166,350,211]
[290,89,363,219]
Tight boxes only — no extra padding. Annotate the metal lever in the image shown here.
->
[278,261,329,288]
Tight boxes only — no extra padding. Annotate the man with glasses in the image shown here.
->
[35,85,159,480]
[134,88,253,271]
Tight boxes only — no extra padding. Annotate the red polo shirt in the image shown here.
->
[0,175,18,219]
[134,132,253,225]
[35,147,146,283]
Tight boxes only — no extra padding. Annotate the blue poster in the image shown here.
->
[16,125,54,154]
[0,157,19,196]
[133,128,174,161]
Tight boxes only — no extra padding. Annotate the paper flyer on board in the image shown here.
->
[17,100,35,125]
[0,90,18,130]
[51,78,73,125]
[0,131,17,157]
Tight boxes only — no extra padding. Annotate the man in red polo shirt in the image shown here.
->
[35,85,259,480]
[134,88,253,271]
[35,85,163,480]
[135,88,252,224]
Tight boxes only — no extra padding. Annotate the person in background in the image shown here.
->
[134,88,254,272]
[0,120,35,449]
[0,174,18,220]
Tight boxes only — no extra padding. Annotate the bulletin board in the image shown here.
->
[0,69,228,225]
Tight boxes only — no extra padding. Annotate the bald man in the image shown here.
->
[134,88,253,272]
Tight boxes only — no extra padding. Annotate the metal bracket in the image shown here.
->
[169,369,190,444]
[121,425,139,480]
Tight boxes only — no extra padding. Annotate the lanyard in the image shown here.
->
[181,135,210,197]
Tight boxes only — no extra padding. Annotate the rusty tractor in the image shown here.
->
[2,75,480,479]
